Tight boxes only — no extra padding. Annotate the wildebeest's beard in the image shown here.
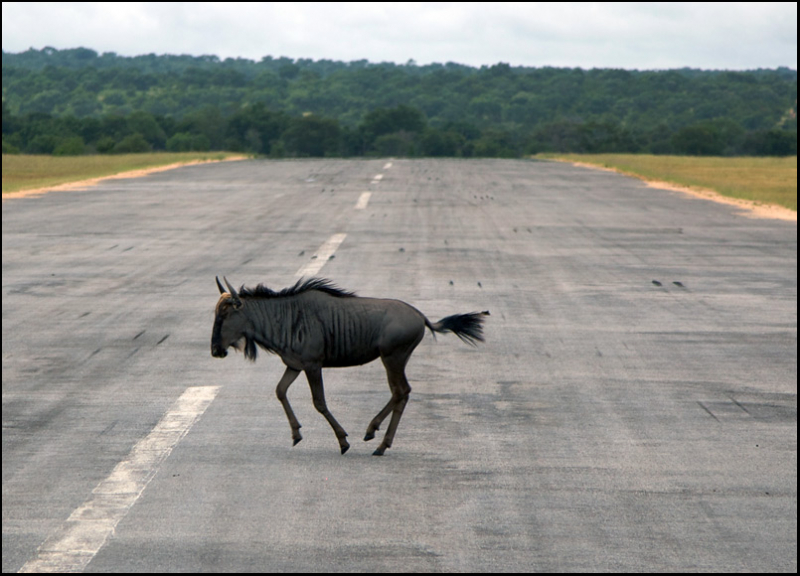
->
[219,332,258,362]
[243,335,258,361]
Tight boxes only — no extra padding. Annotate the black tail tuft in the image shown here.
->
[428,311,489,346]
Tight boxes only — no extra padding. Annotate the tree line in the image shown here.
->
[2,47,796,157]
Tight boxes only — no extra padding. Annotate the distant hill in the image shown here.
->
[2,47,796,157]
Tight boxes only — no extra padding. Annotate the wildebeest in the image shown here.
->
[211,277,488,455]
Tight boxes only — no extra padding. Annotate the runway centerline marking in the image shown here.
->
[295,233,347,278]
[355,192,372,210]
[18,386,220,574]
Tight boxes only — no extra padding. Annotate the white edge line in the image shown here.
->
[294,233,347,279]
[18,386,221,574]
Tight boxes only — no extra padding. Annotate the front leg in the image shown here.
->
[275,367,302,446]
[305,367,350,454]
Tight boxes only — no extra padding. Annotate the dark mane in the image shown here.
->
[238,277,356,299]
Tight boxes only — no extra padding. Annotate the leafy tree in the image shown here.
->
[113,133,151,153]
[166,132,210,151]
[420,128,463,157]
[473,129,518,157]
[1,47,796,157]
[226,103,288,154]
[95,136,116,153]
[53,136,85,155]
[2,101,18,135]
[27,134,60,154]
[2,138,20,154]
[373,132,417,157]
[282,115,341,157]
[671,120,744,156]
[126,110,166,149]
[743,129,797,156]
[360,105,426,153]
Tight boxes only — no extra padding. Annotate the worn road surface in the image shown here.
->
[3,159,796,572]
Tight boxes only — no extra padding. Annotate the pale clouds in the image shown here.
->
[2,2,796,69]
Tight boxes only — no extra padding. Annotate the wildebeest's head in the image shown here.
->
[211,276,253,359]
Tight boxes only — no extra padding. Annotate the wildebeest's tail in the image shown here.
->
[426,311,490,346]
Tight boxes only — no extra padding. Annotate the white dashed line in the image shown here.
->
[355,192,372,210]
[295,233,347,278]
[18,386,220,573]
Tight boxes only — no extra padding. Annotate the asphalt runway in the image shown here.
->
[3,158,796,572]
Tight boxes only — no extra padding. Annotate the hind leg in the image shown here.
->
[364,398,395,442]
[372,369,411,456]
[371,355,412,456]
[368,321,424,454]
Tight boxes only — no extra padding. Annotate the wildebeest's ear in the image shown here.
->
[216,276,226,295]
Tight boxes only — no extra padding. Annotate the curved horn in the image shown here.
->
[216,276,226,295]
[223,276,241,305]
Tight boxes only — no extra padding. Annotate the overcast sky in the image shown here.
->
[2,2,796,70]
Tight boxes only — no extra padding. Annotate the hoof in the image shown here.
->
[372,447,386,456]
[340,444,350,455]
[293,437,302,446]
[364,431,375,441]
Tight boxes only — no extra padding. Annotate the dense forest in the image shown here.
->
[2,47,797,157]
